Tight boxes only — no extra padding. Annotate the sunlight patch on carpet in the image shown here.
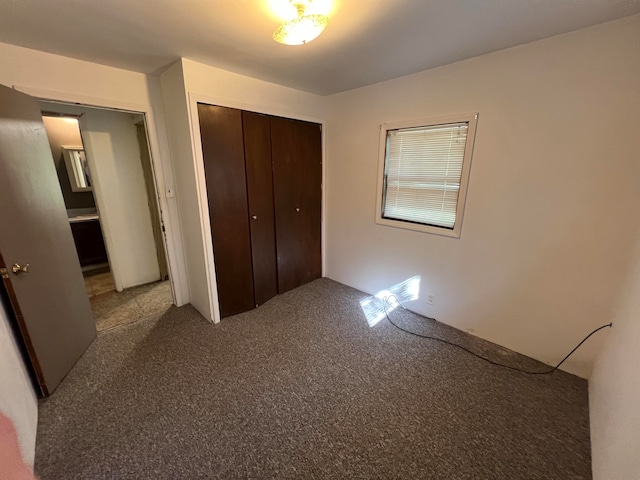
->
[359,275,420,327]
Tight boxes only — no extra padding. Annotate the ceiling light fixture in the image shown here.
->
[273,0,328,46]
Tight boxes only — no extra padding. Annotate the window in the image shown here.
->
[375,113,478,238]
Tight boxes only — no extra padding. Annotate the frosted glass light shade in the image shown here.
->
[273,14,328,45]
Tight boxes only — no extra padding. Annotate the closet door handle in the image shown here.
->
[295,208,300,213]
[251,215,258,220]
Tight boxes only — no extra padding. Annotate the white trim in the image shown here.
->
[185,94,218,323]
[374,112,479,239]
[187,92,326,323]
[15,85,188,306]
[17,86,153,116]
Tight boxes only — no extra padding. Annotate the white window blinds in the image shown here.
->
[382,122,469,229]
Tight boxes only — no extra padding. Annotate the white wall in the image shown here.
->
[0,41,188,306]
[160,58,325,322]
[182,59,327,119]
[81,109,161,289]
[324,14,640,378]
[589,234,640,479]
[0,299,38,467]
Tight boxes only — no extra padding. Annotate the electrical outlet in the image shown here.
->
[427,294,435,306]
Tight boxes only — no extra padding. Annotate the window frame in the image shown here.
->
[375,112,479,238]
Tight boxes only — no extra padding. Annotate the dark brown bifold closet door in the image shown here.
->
[242,111,278,306]
[271,116,322,294]
[198,104,254,317]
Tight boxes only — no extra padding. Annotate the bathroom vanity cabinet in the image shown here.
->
[69,218,108,267]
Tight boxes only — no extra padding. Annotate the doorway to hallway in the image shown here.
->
[40,103,174,333]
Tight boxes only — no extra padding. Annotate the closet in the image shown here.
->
[198,104,322,318]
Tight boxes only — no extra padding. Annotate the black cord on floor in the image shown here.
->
[382,295,612,375]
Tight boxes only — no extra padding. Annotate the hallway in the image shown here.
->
[86,273,172,331]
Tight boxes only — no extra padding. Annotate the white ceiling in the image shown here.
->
[2,0,639,95]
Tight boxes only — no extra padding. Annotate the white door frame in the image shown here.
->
[14,85,188,307]
[186,92,327,324]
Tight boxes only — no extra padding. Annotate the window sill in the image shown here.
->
[375,216,462,238]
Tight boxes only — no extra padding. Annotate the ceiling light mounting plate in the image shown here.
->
[292,0,311,16]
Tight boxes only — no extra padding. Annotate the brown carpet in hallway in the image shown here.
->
[84,271,115,298]
[34,278,591,479]
[89,280,173,331]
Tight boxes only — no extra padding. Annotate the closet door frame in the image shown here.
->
[188,93,326,324]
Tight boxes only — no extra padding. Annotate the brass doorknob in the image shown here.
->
[11,263,29,275]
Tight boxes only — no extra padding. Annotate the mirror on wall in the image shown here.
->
[62,146,92,192]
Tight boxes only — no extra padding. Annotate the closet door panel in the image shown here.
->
[271,116,322,294]
[243,111,278,306]
[298,121,322,288]
[198,104,254,317]
[270,117,299,294]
